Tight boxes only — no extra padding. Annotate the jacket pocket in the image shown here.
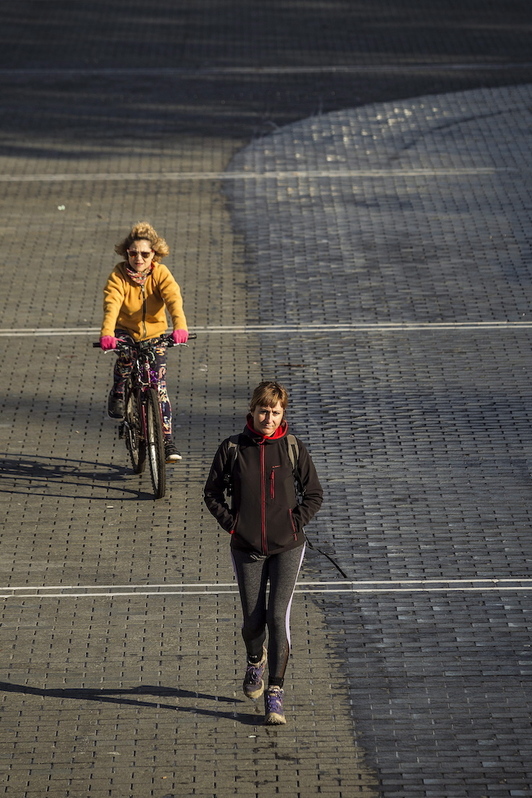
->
[288,509,299,540]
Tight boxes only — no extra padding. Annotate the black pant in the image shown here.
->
[231,544,305,685]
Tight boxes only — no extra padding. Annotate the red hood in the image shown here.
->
[246,415,288,442]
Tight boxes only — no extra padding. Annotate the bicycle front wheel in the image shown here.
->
[124,385,146,474]
[146,388,166,499]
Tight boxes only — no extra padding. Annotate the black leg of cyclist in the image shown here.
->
[153,344,181,463]
[107,331,135,419]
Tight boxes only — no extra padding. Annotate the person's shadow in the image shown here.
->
[0,681,261,724]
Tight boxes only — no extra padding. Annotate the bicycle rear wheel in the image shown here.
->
[146,387,166,499]
[124,384,146,474]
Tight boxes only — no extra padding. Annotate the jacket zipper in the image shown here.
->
[260,444,267,554]
[141,284,147,339]
[270,465,280,499]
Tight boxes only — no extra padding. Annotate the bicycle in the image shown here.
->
[93,333,196,499]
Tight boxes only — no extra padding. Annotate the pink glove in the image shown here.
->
[172,329,189,344]
[100,335,118,350]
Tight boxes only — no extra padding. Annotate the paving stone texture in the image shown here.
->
[1,2,532,798]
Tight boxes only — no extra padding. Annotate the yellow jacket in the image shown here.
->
[101,262,187,341]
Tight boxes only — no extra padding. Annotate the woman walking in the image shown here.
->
[204,381,323,724]
[99,221,188,462]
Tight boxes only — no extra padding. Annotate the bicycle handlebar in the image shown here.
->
[92,333,197,349]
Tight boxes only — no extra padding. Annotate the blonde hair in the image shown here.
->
[115,221,170,263]
[249,381,289,413]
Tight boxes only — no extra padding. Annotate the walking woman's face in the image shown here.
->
[127,239,155,272]
[252,401,284,437]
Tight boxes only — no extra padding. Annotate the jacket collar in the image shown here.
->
[244,415,289,443]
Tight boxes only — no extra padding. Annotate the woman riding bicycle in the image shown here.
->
[99,221,188,463]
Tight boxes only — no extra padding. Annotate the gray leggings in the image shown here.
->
[231,544,305,686]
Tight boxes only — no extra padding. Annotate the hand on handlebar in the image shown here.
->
[100,335,118,350]
[171,329,189,344]
[94,332,195,350]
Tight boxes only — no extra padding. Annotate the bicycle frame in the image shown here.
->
[125,336,164,392]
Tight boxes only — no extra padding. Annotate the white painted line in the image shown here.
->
[4,578,529,590]
[0,167,523,183]
[1,322,532,338]
[2,582,237,591]
[190,322,532,332]
[0,591,239,599]
[300,586,532,594]
[302,578,532,586]
[0,327,102,336]
[2,587,531,599]
[0,64,530,77]
[1,578,531,600]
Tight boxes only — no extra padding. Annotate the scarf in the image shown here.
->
[125,263,154,286]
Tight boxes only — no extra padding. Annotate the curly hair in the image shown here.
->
[115,221,170,262]
[249,381,289,413]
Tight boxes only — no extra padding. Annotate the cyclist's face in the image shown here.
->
[127,239,155,272]
[252,402,284,437]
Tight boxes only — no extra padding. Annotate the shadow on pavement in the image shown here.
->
[0,0,531,148]
[0,454,155,500]
[0,681,258,723]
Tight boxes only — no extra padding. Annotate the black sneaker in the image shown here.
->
[107,391,125,420]
[164,441,182,463]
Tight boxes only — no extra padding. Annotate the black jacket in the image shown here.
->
[204,420,323,555]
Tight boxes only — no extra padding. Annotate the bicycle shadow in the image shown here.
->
[0,681,260,724]
[0,454,154,500]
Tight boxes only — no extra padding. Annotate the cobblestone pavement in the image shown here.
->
[225,82,532,798]
[1,2,532,798]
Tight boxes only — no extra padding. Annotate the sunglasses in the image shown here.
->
[127,249,153,259]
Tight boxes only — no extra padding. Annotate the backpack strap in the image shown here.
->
[286,433,299,471]
[287,434,303,498]
[227,435,240,461]
[223,434,241,495]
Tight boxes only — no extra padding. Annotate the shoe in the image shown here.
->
[243,646,267,700]
[164,441,182,463]
[107,391,124,419]
[264,686,286,725]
